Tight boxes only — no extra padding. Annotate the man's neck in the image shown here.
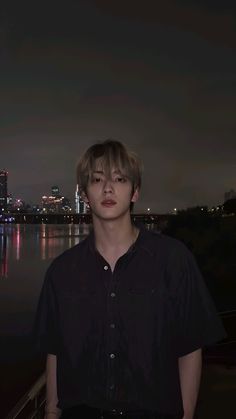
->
[93,217,139,270]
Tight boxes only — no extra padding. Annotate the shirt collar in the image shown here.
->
[86,222,155,257]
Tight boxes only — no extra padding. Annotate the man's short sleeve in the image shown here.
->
[167,241,227,357]
[33,264,59,355]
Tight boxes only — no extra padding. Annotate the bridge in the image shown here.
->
[0,212,170,225]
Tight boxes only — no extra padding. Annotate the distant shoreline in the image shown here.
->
[1,212,234,226]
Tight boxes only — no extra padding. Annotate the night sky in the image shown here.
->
[0,0,235,213]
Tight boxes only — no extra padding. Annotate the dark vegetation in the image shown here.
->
[164,214,236,311]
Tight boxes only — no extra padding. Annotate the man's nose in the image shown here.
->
[103,179,113,193]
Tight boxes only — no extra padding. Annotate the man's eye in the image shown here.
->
[115,177,126,182]
[92,177,102,183]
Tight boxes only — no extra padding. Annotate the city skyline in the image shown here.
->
[1,1,235,212]
[1,168,234,214]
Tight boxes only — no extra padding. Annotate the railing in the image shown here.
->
[4,374,46,419]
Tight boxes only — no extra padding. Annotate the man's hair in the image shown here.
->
[76,139,142,194]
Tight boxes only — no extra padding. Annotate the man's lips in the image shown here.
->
[101,200,117,206]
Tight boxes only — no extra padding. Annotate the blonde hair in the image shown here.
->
[76,139,142,194]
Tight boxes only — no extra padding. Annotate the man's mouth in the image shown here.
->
[101,200,117,207]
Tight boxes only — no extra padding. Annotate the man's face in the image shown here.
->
[82,164,139,222]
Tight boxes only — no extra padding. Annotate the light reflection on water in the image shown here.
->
[0,224,91,269]
[0,224,91,336]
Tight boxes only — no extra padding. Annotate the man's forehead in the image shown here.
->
[92,164,124,174]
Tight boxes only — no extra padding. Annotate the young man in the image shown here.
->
[34,140,225,419]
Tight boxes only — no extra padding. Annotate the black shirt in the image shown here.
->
[34,226,226,417]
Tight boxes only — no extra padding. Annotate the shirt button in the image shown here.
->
[110,323,115,329]
[110,292,116,298]
[104,265,109,270]
[110,353,115,359]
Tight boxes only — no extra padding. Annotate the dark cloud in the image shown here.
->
[0,1,235,212]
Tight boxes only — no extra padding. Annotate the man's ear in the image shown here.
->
[131,188,139,203]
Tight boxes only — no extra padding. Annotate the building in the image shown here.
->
[75,185,87,214]
[7,194,13,207]
[224,189,236,202]
[42,195,63,213]
[42,190,72,213]
[0,170,8,210]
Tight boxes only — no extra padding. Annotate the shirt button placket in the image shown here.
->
[106,267,118,399]
[108,351,116,395]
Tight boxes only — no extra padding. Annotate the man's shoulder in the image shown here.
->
[48,235,89,274]
[142,228,188,256]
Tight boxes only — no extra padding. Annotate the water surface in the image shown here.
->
[0,224,90,338]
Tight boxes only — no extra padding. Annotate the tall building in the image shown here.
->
[75,185,87,214]
[0,170,8,209]
[51,185,60,197]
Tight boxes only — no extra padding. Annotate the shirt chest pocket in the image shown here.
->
[128,287,156,295]
[120,281,167,319]
[120,286,159,317]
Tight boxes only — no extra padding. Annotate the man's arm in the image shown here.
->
[178,348,202,419]
[44,354,61,419]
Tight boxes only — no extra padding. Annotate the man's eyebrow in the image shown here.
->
[92,170,104,174]
[112,169,127,175]
[91,169,127,176]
